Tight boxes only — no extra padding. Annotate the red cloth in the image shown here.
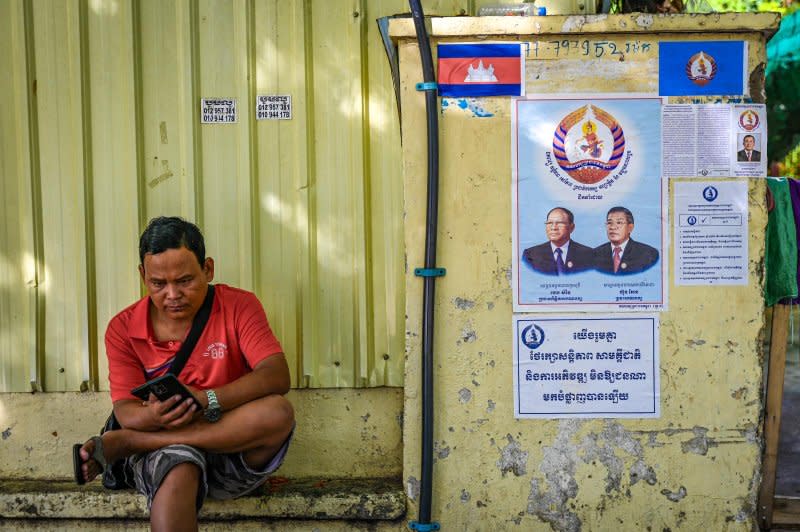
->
[105,284,283,402]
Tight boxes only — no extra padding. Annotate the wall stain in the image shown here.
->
[660,486,687,502]
[435,441,451,460]
[527,420,583,532]
[680,427,717,455]
[461,325,477,343]
[497,434,528,477]
[527,420,665,530]
[629,459,658,486]
[459,388,473,404]
[2,427,11,440]
[148,160,174,188]
[406,476,420,501]
[580,420,649,494]
[635,14,654,27]
[454,297,476,310]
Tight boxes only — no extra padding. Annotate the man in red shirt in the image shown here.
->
[74,216,294,531]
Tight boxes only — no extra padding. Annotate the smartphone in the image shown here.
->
[131,373,201,410]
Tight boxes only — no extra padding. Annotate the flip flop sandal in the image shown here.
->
[72,436,108,485]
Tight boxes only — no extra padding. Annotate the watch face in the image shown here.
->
[205,407,222,423]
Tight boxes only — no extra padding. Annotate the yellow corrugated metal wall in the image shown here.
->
[0,0,501,392]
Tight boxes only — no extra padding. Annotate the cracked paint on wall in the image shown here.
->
[527,421,583,531]
[441,97,495,117]
[526,420,666,530]
[497,434,528,477]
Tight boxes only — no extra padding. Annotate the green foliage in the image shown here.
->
[702,0,797,13]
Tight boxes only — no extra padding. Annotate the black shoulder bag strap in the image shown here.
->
[168,284,215,377]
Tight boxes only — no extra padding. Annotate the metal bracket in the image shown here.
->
[414,267,446,277]
[408,521,441,531]
[415,82,437,91]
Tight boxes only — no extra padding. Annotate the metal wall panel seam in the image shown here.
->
[281,0,308,389]
[78,0,98,392]
[132,0,148,246]
[190,0,204,227]
[0,0,35,391]
[22,0,45,393]
[358,0,376,386]
[247,0,261,298]
[300,0,317,388]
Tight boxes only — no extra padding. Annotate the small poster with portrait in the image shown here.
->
[512,95,667,312]
[732,104,767,178]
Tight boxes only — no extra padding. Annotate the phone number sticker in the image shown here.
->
[201,98,237,124]
[256,95,292,120]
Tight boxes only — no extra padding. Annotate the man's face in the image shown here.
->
[743,136,755,151]
[139,246,214,322]
[606,212,633,246]
[544,209,574,247]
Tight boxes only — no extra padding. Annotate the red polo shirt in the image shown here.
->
[105,284,283,402]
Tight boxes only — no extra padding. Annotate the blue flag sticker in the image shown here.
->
[658,41,747,96]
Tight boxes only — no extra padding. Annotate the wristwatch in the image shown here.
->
[204,389,222,423]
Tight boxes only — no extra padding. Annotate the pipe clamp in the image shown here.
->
[414,268,446,277]
[408,521,441,531]
[415,82,438,91]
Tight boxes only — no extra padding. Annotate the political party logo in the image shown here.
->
[552,105,625,184]
[738,110,760,131]
[703,186,718,202]
[685,51,717,86]
[521,323,545,349]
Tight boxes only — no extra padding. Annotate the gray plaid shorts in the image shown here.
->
[127,428,293,510]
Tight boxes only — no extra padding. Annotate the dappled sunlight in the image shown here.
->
[260,192,354,277]
[255,35,280,90]
[89,0,119,16]
[368,94,391,132]
[23,252,37,287]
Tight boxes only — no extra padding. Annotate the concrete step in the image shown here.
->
[0,477,405,521]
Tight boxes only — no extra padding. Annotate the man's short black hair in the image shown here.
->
[743,134,755,143]
[607,206,634,224]
[139,216,205,266]
[547,206,575,224]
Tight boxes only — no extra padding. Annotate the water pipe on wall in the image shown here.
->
[407,1,441,530]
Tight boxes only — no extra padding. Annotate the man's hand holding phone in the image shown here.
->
[142,392,199,429]
[132,374,203,430]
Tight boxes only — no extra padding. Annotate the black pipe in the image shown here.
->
[409,0,439,526]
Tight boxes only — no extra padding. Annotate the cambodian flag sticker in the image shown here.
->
[437,43,525,97]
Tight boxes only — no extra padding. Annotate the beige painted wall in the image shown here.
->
[0,388,402,480]
[396,13,778,531]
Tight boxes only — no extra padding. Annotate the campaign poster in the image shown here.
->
[513,314,660,419]
[512,95,667,312]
